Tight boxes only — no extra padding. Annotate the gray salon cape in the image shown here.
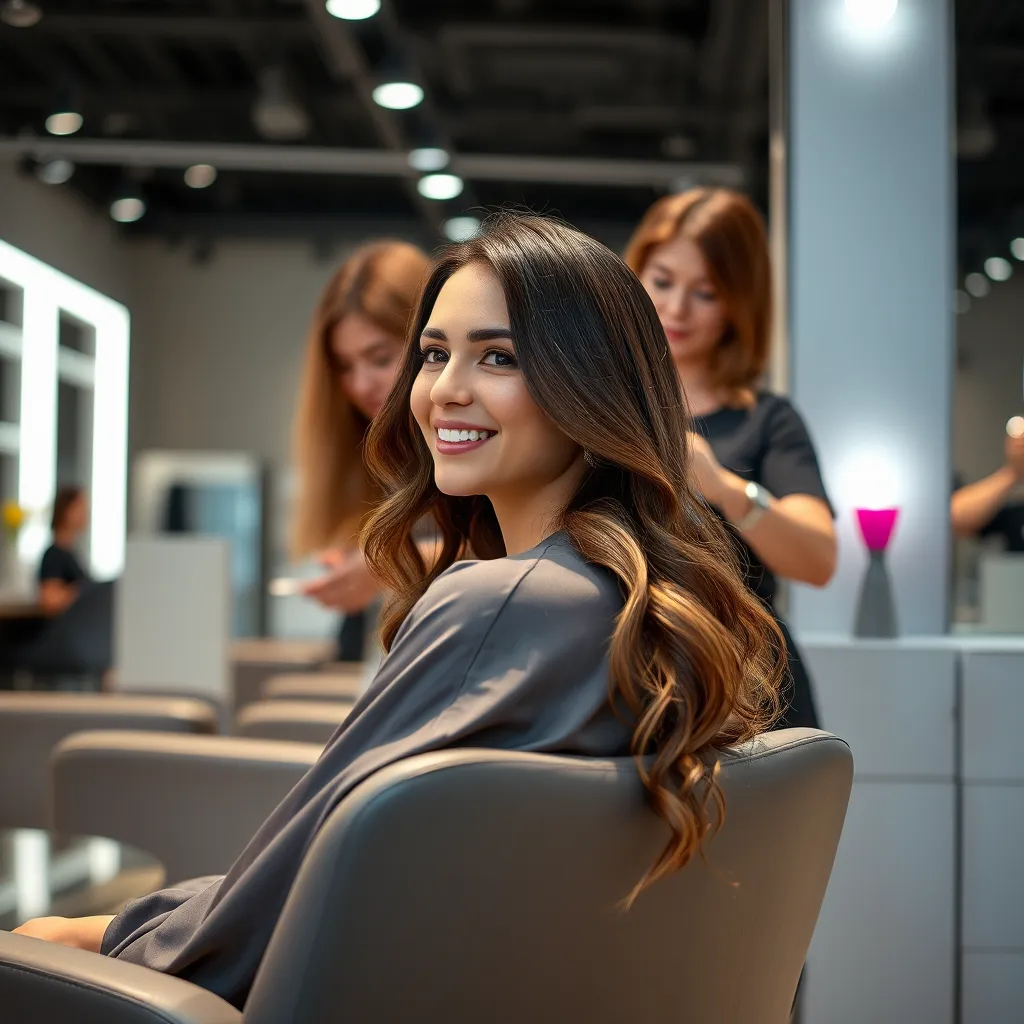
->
[102,532,631,1007]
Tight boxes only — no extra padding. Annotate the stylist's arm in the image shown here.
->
[688,432,836,587]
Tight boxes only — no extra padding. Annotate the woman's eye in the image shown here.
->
[652,278,672,290]
[482,349,518,368]
[694,290,718,302]
[420,347,448,364]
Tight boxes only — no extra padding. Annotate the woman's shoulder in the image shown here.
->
[417,533,622,629]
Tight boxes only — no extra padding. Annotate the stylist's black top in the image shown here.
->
[38,543,89,586]
[980,503,1024,551]
[692,392,832,728]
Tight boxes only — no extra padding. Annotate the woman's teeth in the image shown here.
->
[438,428,494,443]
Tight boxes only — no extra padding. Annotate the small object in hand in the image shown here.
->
[268,577,305,597]
[1007,416,1024,440]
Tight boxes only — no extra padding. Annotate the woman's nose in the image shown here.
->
[429,357,472,407]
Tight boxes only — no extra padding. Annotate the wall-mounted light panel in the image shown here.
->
[0,239,129,578]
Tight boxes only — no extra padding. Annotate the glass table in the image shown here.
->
[0,828,164,930]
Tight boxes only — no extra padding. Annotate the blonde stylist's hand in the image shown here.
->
[12,915,114,953]
[302,548,380,614]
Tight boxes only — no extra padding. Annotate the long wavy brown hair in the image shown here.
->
[361,213,785,899]
[624,188,772,409]
[290,240,429,558]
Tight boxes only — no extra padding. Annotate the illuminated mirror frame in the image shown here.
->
[0,239,129,578]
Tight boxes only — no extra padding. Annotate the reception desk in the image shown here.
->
[797,634,1024,1024]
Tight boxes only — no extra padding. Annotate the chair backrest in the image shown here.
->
[246,729,852,1024]
[235,699,355,745]
[259,672,363,703]
[0,692,217,830]
[51,731,322,882]
[230,640,333,712]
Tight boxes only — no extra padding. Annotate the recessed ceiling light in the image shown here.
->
[443,216,481,241]
[36,158,74,185]
[45,110,82,136]
[110,196,145,224]
[985,256,1013,282]
[372,82,423,111]
[184,164,217,189]
[417,173,463,201]
[408,147,449,172]
[0,0,42,28]
[325,0,380,19]
[964,272,990,298]
[1011,238,1024,261]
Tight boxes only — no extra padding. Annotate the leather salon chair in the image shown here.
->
[50,731,323,882]
[230,639,333,714]
[2,729,852,1024]
[0,692,217,830]
[234,699,355,745]
[260,671,363,703]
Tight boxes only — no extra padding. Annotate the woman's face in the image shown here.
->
[330,312,403,421]
[65,494,89,535]
[638,235,729,368]
[410,262,584,507]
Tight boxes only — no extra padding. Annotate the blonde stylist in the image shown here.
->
[291,240,429,659]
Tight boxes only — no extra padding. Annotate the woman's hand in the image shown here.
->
[301,548,380,614]
[686,433,731,507]
[12,915,114,953]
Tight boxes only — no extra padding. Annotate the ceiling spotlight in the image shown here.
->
[252,66,310,141]
[1011,238,1024,261]
[325,0,380,19]
[408,147,449,172]
[844,0,898,29]
[184,164,217,189]
[45,109,82,136]
[372,82,423,111]
[417,173,463,201]
[985,256,1013,282]
[36,158,74,185]
[964,272,990,299]
[1008,416,1024,439]
[443,216,481,242]
[110,195,145,224]
[953,290,970,315]
[0,0,43,27]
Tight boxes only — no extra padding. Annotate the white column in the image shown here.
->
[786,0,955,635]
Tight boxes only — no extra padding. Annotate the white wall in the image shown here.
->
[0,159,129,304]
[954,275,1024,483]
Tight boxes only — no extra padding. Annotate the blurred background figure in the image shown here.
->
[38,485,91,617]
[951,420,1024,550]
[625,188,836,729]
[290,240,429,661]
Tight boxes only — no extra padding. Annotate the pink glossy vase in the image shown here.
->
[853,507,899,638]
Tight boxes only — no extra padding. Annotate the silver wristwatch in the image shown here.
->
[733,481,773,533]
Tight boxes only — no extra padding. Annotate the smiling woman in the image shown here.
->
[24,214,787,1010]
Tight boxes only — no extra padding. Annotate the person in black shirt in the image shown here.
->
[38,484,90,616]
[951,424,1024,550]
[626,189,837,729]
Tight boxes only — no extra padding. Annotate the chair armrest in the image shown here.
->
[0,931,241,1024]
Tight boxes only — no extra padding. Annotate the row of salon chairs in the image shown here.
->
[0,674,853,1023]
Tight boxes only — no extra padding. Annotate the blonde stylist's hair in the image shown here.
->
[291,240,428,558]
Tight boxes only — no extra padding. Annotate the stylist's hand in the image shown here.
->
[1006,430,1024,480]
[686,433,729,504]
[301,548,380,614]
[12,915,114,953]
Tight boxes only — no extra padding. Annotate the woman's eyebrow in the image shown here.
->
[420,326,515,343]
[467,327,514,342]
